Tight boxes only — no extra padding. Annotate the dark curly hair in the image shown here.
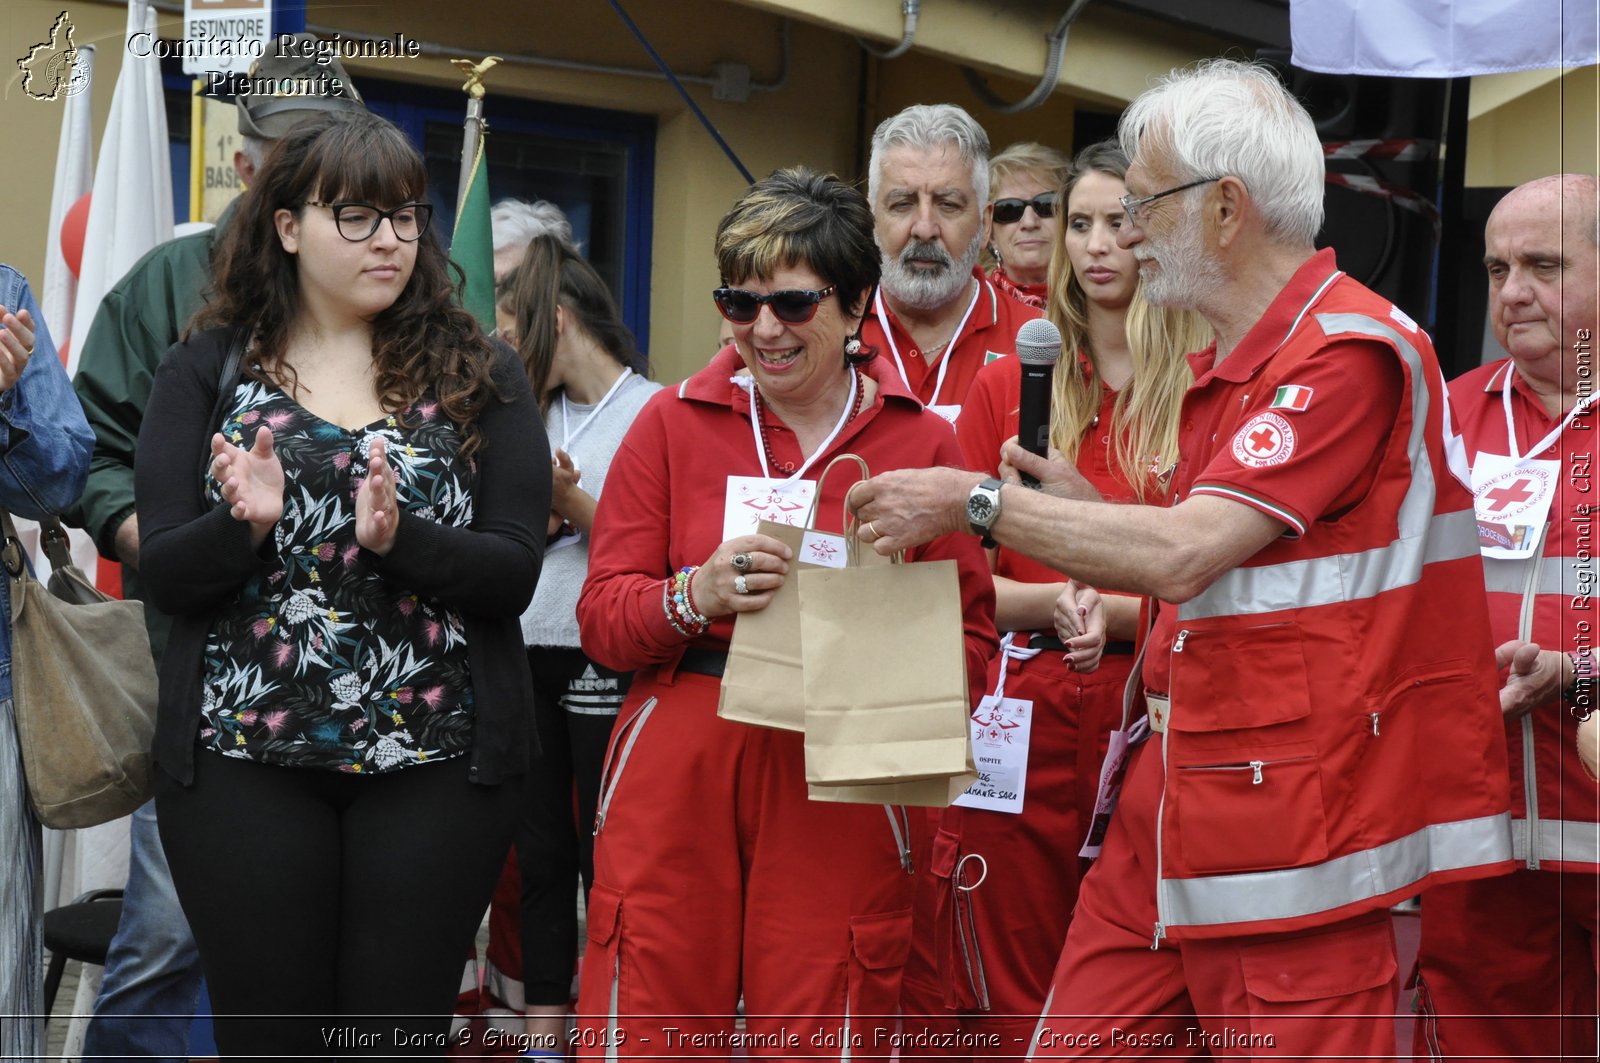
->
[713,167,879,365]
[193,110,502,456]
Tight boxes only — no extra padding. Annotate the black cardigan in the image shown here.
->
[135,327,550,786]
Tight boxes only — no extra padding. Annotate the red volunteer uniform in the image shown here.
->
[1031,251,1514,1058]
[858,267,1041,414]
[897,354,1141,1053]
[1412,359,1600,1060]
[574,347,997,1059]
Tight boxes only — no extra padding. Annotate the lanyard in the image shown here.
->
[988,631,1043,701]
[1500,364,1593,460]
[740,368,859,483]
[561,368,633,453]
[874,281,981,406]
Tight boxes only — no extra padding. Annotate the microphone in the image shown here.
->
[1014,318,1061,488]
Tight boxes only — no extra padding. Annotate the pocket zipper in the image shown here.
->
[1178,754,1313,785]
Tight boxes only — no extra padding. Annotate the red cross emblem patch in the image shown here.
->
[1473,466,1552,523]
[1231,411,1297,468]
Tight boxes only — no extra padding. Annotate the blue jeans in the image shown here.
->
[81,800,203,1062]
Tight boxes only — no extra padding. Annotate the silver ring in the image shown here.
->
[734,574,750,595]
[731,552,752,573]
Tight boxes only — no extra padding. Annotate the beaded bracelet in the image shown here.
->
[672,566,710,631]
[662,579,693,637]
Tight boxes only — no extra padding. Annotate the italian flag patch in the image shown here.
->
[1270,385,1313,412]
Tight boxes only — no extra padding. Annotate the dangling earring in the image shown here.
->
[844,336,863,358]
[990,245,1002,266]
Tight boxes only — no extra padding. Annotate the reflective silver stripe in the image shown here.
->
[593,696,658,835]
[1158,813,1513,928]
[840,999,851,1062]
[1483,555,1598,598]
[1180,312,1469,622]
[1025,986,1055,1060]
[1179,509,1478,620]
[1522,715,1542,870]
[606,954,620,1063]
[1511,816,1600,865]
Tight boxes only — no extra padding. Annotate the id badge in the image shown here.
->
[953,694,1032,815]
[722,476,816,542]
[1079,729,1131,859]
[1471,452,1557,559]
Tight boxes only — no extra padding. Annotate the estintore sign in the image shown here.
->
[183,0,273,76]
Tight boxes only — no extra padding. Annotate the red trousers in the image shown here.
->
[575,668,920,1059]
[901,643,1134,1055]
[1029,741,1402,1060]
[1414,868,1599,1061]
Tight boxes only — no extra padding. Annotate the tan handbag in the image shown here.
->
[719,455,888,732]
[800,528,972,786]
[5,512,159,829]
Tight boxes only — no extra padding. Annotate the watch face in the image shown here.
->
[968,493,996,525]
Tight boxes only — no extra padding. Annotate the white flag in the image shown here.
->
[1290,0,1599,77]
[41,42,95,367]
[68,0,174,349]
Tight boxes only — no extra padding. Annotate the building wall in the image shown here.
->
[1465,65,1599,188]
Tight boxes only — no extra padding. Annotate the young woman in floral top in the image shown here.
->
[135,110,549,1056]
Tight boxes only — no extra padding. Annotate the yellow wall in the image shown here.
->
[1465,65,1599,187]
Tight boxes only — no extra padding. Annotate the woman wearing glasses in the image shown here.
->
[985,142,1070,309]
[573,167,996,1057]
[135,111,549,1055]
[899,140,1211,1051]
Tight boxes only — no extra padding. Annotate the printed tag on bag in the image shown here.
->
[799,530,848,569]
[952,694,1031,815]
[723,476,817,541]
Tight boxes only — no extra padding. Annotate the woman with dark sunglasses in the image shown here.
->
[573,167,997,1058]
[897,139,1212,1053]
[985,142,1070,309]
[134,110,550,1055]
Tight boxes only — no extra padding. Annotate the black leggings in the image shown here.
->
[157,750,521,1058]
[518,646,627,1005]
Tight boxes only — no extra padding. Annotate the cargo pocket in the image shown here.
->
[1168,622,1311,733]
[583,884,626,1061]
[927,828,991,1011]
[847,908,914,1039]
[1238,914,1397,1052]
[1172,741,1327,874]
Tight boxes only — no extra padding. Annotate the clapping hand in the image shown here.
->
[356,436,399,556]
[211,428,284,547]
[0,305,36,393]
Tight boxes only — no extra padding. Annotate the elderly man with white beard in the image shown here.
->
[858,104,1041,422]
[848,60,1514,1057]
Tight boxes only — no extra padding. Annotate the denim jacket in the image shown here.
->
[0,265,94,700]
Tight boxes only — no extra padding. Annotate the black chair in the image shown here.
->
[42,888,124,1014]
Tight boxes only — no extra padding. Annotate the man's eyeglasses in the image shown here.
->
[991,193,1058,225]
[1118,178,1219,226]
[713,285,836,325]
[306,200,434,242]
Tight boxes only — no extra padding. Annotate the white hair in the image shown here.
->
[868,103,991,210]
[1118,59,1325,247]
[491,198,576,253]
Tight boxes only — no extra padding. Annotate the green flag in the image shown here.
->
[452,120,495,331]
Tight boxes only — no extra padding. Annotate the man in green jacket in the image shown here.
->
[68,39,364,1059]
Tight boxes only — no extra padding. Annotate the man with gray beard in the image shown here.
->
[848,60,1513,1057]
[858,104,1040,422]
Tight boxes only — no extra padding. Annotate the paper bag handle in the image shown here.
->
[805,453,871,529]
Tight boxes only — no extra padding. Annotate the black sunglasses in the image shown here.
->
[713,285,836,325]
[991,193,1057,225]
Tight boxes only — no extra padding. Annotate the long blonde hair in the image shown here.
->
[1045,141,1211,501]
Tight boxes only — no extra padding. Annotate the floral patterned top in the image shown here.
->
[198,377,476,773]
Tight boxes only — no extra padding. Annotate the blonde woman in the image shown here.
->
[985,142,1070,309]
[902,139,1211,1052]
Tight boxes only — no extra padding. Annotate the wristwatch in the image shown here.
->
[966,477,1003,548]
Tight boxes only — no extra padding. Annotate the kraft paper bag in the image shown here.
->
[800,553,972,785]
[807,769,978,808]
[719,456,886,731]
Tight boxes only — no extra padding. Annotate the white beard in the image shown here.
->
[879,226,984,311]
[1137,203,1223,309]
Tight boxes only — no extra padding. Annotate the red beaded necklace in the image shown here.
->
[754,367,865,475]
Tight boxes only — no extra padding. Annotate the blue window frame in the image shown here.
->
[161,64,656,354]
